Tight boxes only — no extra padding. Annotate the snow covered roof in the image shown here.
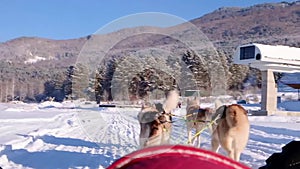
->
[233,43,300,72]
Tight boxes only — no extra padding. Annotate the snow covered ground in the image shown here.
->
[0,96,299,169]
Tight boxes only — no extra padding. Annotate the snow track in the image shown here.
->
[0,103,299,169]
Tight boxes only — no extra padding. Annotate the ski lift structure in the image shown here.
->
[233,43,300,115]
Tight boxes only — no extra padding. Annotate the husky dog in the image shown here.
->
[138,90,179,148]
[186,97,213,147]
[211,104,250,162]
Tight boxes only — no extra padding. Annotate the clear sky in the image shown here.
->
[0,0,295,42]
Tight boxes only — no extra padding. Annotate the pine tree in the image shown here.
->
[63,65,75,99]
[94,69,102,104]
[72,63,89,99]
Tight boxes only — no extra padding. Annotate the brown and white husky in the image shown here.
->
[211,103,250,162]
[186,97,213,147]
[138,90,179,148]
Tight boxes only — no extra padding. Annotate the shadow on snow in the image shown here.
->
[1,135,123,169]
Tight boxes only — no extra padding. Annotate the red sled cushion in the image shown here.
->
[107,145,250,169]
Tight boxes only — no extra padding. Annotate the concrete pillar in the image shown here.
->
[261,69,277,115]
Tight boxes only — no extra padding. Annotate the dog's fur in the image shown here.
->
[186,97,213,147]
[138,90,179,148]
[211,103,250,162]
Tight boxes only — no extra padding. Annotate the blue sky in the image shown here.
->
[0,0,295,42]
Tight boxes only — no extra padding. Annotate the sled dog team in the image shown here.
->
[138,89,250,162]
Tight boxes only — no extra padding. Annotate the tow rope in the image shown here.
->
[187,113,221,144]
[170,113,211,123]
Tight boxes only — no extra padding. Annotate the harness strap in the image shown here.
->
[187,113,221,144]
[157,108,172,124]
[170,111,200,119]
[163,125,168,132]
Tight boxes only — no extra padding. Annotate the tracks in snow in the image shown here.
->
[76,108,300,169]
[1,107,299,169]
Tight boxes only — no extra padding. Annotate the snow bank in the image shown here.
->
[38,101,78,109]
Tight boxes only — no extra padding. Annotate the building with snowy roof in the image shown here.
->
[234,43,300,115]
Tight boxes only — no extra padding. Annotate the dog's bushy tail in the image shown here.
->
[212,99,224,124]
[163,90,180,113]
[214,99,223,110]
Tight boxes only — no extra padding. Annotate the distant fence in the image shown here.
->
[184,90,201,97]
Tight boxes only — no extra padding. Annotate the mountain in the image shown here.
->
[0,37,87,64]
[192,1,300,53]
[0,1,299,102]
